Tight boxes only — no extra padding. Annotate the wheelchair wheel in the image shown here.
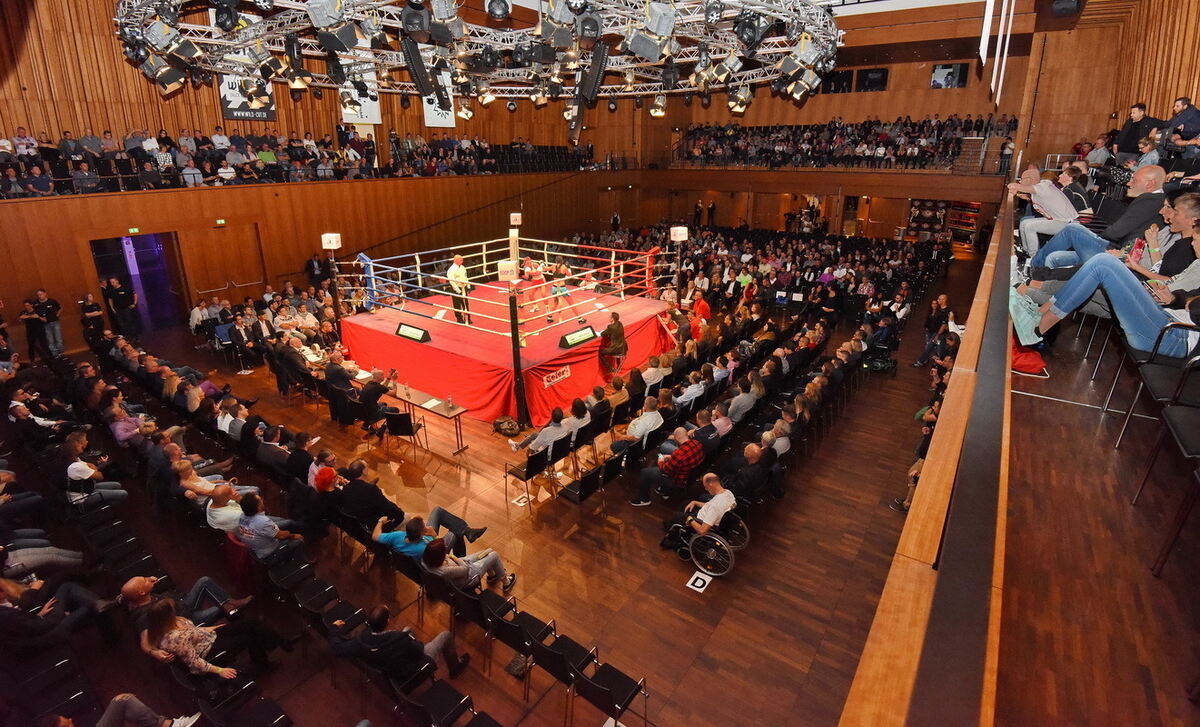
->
[690,533,734,577]
[720,513,750,551]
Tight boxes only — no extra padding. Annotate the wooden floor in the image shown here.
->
[39,251,985,727]
[999,317,1200,726]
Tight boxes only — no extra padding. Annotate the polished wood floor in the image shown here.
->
[999,318,1200,726]
[30,251,985,727]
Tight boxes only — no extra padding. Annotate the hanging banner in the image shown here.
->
[422,69,456,128]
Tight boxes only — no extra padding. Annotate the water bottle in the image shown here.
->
[403,382,411,398]
[446,394,454,409]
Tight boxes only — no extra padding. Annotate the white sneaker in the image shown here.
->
[508,438,519,452]
[171,715,202,727]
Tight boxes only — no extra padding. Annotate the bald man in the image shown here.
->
[121,574,251,662]
[1029,165,1167,275]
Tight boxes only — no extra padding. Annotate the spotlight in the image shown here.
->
[457,100,474,119]
[660,62,679,90]
[566,0,587,14]
[288,67,313,89]
[141,55,185,95]
[487,0,510,20]
[290,88,303,102]
[352,79,370,98]
[156,1,180,26]
[144,19,200,61]
[733,11,765,50]
[239,77,270,107]
[401,3,433,43]
[252,0,275,10]
[576,13,601,47]
[213,0,238,32]
[479,85,496,105]
[431,0,465,40]
[190,69,213,89]
[607,99,617,112]
[123,42,149,64]
[700,92,710,108]
[626,1,676,61]
[258,55,287,80]
[339,90,362,113]
[506,99,518,112]
[649,94,666,117]
[727,85,751,113]
[634,97,643,109]
[400,94,410,108]
[703,0,723,25]
[312,87,324,99]
[305,0,345,28]
[325,52,346,84]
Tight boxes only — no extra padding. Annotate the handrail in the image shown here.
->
[840,198,1012,726]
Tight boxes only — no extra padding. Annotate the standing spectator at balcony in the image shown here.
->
[12,127,38,165]
[363,133,377,174]
[23,166,55,197]
[1112,103,1162,166]
[998,137,1014,177]
[57,130,84,161]
[71,162,101,194]
[18,300,52,362]
[34,289,63,357]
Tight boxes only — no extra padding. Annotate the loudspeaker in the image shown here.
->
[577,41,609,104]
[1050,0,1079,16]
[401,36,435,96]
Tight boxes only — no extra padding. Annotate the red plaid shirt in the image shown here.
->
[661,439,704,488]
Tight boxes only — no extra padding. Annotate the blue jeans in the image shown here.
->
[1049,253,1195,356]
[43,321,63,356]
[181,575,232,625]
[1030,223,1111,270]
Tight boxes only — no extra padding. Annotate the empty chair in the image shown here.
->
[397,679,473,727]
[570,655,648,727]
[504,446,550,505]
[483,596,553,701]
[529,629,595,725]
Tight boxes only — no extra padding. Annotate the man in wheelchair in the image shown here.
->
[659,473,737,551]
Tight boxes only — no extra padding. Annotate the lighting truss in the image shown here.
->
[115,0,840,122]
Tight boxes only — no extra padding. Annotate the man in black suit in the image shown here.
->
[337,459,404,525]
[304,253,322,284]
[277,336,313,395]
[256,425,290,474]
[250,311,276,344]
[324,352,356,390]
[360,369,402,439]
[328,604,468,680]
[228,315,261,363]
[586,386,611,424]
[599,311,627,378]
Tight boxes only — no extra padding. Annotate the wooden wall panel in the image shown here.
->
[1015,27,1120,166]
[1112,0,1200,120]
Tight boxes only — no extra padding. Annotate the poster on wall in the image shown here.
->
[421,69,456,128]
[341,39,382,125]
[219,75,277,121]
[906,199,949,236]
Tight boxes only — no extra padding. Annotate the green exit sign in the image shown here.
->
[215,219,226,225]
[128,227,139,233]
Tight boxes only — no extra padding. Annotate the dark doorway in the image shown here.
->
[90,233,186,332]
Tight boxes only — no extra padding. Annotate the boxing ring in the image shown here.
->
[336,236,674,426]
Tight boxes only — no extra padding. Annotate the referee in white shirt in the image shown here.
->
[447,254,472,324]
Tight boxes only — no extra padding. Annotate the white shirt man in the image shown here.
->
[1009,168,1080,257]
[446,255,471,324]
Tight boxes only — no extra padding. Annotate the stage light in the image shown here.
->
[608,99,617,111]
[237,77,270,107]
[431,0,465,39]
[704,0,723,24]
[649,94,666,117]
[259,54,287,80]
[727,85,751,113]
[402,4,433,43]
[312,87,323,99]
[340,90,362,112]
[290,88,303,102]
[634,96,643,109]
[733,11,765,50]
[190,69,213,89]
[144,20,201,61]
[627,1,676,61]
[400,94,410,108]
[487,0,511,19]
[682,91,693,105]
[457,100,474,119]
[156,1,180,26]
[325,52,346,84]
[576,13,601,47]
[252,0,275,10]
[123,41,149,64]
[288,67,313,89]
[506,99,518,112]
[305,0,345,29]
[479,85,496,105]
[711,51,742,83]
[317,22,363,52]
[660,62,679,90]
[212,0,238,32]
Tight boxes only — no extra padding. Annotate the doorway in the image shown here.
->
[90,233,187,333]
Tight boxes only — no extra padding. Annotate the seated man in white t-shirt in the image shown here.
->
[660,472,736,549]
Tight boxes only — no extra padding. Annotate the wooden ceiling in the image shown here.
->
[1074,0,1140,26]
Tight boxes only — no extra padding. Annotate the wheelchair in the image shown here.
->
[864,341,898,376]
[666,508,750,577]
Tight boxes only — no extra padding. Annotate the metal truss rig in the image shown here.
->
[114,0,842,103]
